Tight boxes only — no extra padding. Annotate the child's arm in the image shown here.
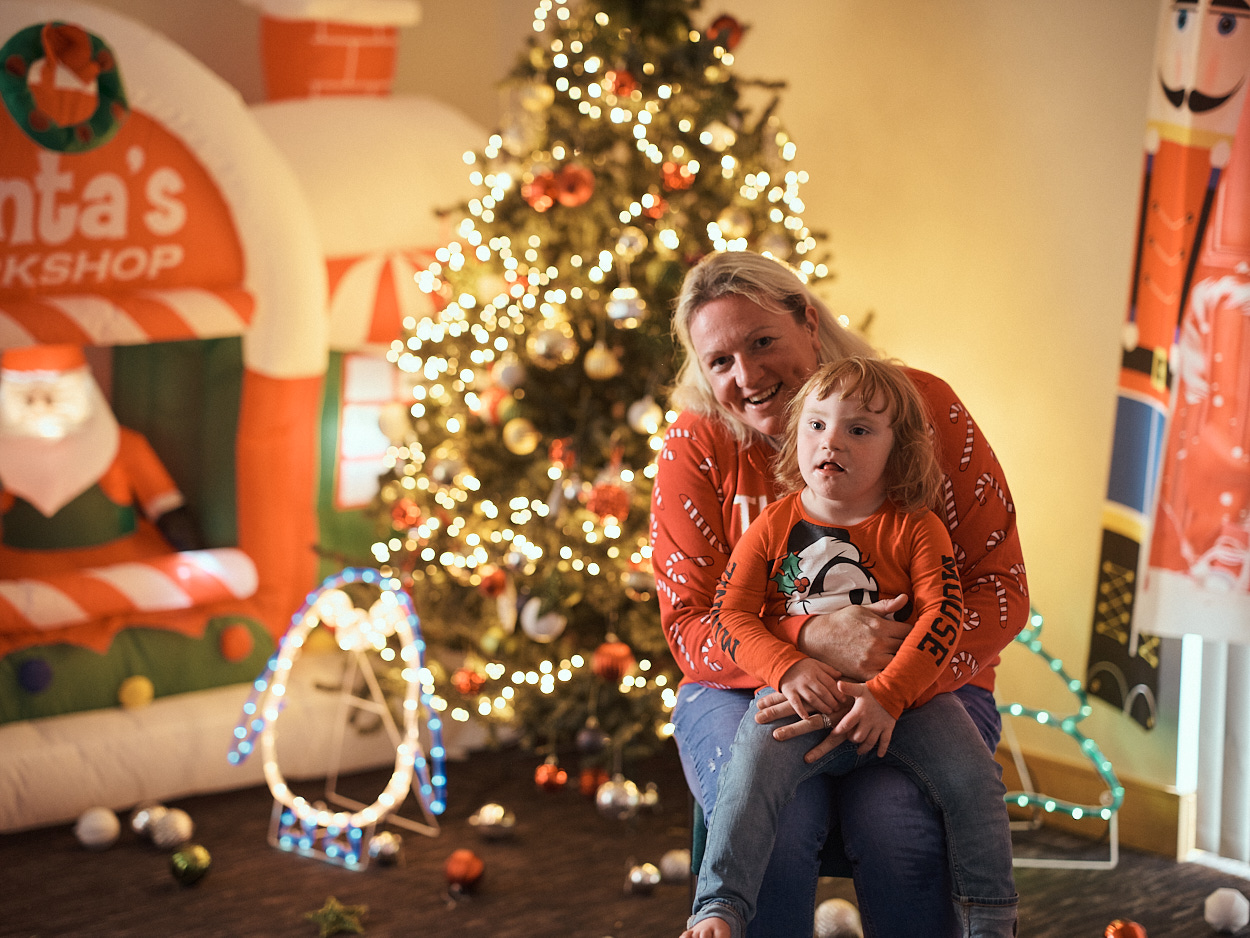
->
[864,510,964,719]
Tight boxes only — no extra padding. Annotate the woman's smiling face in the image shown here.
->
[688,293,822,439]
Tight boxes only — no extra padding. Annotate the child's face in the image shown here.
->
[796,384,894,519]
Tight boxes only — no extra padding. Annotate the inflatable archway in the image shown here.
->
[0,1,327,706]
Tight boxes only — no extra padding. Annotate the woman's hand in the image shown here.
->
[754,689,852,763]
[832,681,896,757]
[795,594,910,682]
[777,658,843,721]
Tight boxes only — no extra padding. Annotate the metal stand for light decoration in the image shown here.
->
[998,609,1124,869]
[228,567,447,870]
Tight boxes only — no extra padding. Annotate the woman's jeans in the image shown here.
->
[673,682,1010,938]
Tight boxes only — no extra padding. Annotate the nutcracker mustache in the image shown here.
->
[1159,76,1244,113]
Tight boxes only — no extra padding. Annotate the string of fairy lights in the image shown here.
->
[998,610,1124,821]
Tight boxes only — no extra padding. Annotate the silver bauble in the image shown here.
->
[74,807,120,850]
[468,802,517,840]
[659,848,691,883]
[814,898,864,938]
[150,807,195,849]
[606,286,648,328]
[129,802,168,838]
[368,830,404,865]
[519,597,567,643]
[625,862,662,895]
[595,774,641,821]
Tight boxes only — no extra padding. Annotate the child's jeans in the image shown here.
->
[689,690,1018,938]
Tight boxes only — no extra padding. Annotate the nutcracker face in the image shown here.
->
[1151,0,1250,137]
[0,365,93,439]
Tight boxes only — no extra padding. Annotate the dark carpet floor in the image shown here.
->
[2,743,1248,937]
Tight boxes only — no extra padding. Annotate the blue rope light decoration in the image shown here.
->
[997,609,1125,821]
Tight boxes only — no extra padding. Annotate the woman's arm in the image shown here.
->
[650,416,755,686]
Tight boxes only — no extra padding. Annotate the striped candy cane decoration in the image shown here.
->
[0,549,258,632]
[969,574,1010,627]
[973,472,1015,513]
[681,496,731,554]
[948,403,975,471]
[942,476,960,530]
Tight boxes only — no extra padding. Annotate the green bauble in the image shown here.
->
[169,843,212,886]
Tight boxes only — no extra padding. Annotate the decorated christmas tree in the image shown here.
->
[371,0,830,782]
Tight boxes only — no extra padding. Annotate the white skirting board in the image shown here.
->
[0,649,485,833]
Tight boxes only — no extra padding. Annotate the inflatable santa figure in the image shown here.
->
[0,344,198,577]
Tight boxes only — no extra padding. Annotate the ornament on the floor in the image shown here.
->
[625,861,661,895]
[534,755,568,791]
[592,638,635,683]
[367,830,403,866]
[1104,920,1147,938]
[595,774,641,820]
[659,848,691,884]
[576,716,610,754]
[468,803,516,840]
[814,897,863,938]
[1206,887,1250,933]
[129,801,167,838]
[444,848,485,898]
[169,843,212,886]
[305,896,367,937]
[150,807,194,848]
[74,806,120,850]
[117,674,154,709]
[579,766,610,796]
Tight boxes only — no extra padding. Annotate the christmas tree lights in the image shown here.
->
[370,0,830,769]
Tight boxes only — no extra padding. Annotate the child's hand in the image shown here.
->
[831,681,896,757]
[777,658,843,721]
[680,915,731,938]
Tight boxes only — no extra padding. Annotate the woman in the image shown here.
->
[651,251,1028,937]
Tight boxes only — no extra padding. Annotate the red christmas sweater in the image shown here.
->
[711,494,962,719]
[651,368,1028,694]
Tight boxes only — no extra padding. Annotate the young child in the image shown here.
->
[682,357,1018,938]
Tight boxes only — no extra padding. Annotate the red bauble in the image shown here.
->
[477,565,507,597]
[474,385,515,426]
[586,482,631,522]
[707,14,744,50]
[579,766,610,796]
[444,848,485,890]
[643,191,669,219]
[603,68,638,96]
[391,498,421,529]
[661,161,695,191]
[548,437,576,470]
[593,640,635,683]
[451,667,486,696]
[1105,921,1148,938]
[534,760,568,791]
[555,164,595,207]
[522,170,558,212]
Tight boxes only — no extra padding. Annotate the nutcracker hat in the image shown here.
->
[1,344,87,375]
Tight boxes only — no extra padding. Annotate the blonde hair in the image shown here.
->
[774,357,942,514]
[669,251,875,442]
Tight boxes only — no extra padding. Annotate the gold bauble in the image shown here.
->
[584,342,622,380]
[502,417,541,455]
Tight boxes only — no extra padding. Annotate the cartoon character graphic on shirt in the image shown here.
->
[770,518,914,621]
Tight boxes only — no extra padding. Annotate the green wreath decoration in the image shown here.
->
[0,21,129,153]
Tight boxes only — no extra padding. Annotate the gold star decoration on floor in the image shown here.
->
[305,896,368,937]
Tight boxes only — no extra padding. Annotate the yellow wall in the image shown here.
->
[88,0,1175,789]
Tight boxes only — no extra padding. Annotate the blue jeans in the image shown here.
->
[689,690,1017,938]
[673,682,1007,938]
